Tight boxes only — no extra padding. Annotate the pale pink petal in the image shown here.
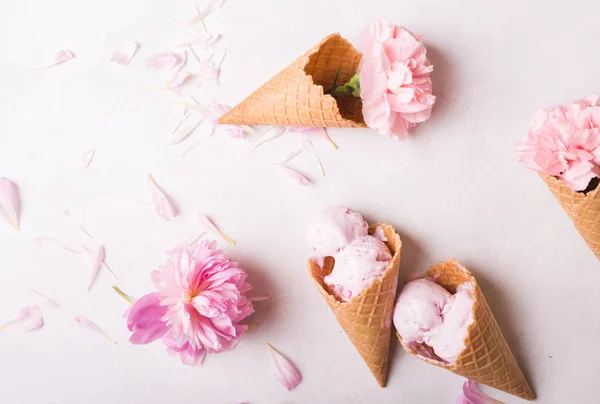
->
[28,49,74,70]
[148,174,178,220]
[248,296,269,302]
[179,33,221,49]
[288,127,337,149]
[110,43,139,65]
[165,233,206,254]
[145,52,184,70]
[267,343,302,391]
[456,380,503,404]
[301,139,325,177]
[126,293,169,344]
[169,116,203,145]
[26,286,60,309]
[274,149,302,166]
[188,0,227,24]
[0,177,21,231]
[0,305,44,332]
[84,245,106,291]
[250,126,286,153]
[279,166,310,186]
[198,214,236,245]
[80,149,95,168]
[33,236,79,253]
[74,315,117,344]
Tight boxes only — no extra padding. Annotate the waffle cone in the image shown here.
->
[219,33,366,128]
[397,259,534,400]
[540,173,600,259]
[308,223,402,387]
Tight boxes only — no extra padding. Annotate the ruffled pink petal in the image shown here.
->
[0,177,21,231]
[267,343,302,391]
[127,292,169,344]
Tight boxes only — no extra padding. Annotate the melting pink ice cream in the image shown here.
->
[393,278,475,363]
[307,206,392,302]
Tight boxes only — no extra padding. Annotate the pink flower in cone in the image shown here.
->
[516,96,600,191]
[358,20,435,138]
[126,239,254,365]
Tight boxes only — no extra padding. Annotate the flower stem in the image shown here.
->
[328,72,361,98]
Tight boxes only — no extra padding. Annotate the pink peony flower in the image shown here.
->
[126,239,254,366]
[358,20,435,138]
[516,96,600,191]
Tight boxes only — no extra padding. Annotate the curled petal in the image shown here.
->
[126,293,169,344]
[148,174,178,220]
[267,343,302,391]
[198,214,236,245]
[0,177,21,230]
[278,166,310,186]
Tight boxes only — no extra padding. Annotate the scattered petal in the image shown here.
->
[33,236,79,253]
[177,97,209,117]
[179,32,221,49]
[278,166,310,186]
[188,0,227,24]
[80,149,95,168]
[26,286,60,309]
[198,214,235,245]
[63,210,94,238]
[74,315,117,344]
[0,305,44,332]
[301,139,325,177]
[0,177,21,230]
[249,296,269,302]
[207,104,253,138]
[145,52,184,70]
[110,43,139,65]
[112,286,135,304]
[274,149,302,166]
[288,126,337,149]
[250,126,286,153]
[456,380,503,404]
[266,343,302,391]
[126,244,148,268]
[148,174,178,220]
[169,116,203,145]
[28,49,74,70]
[82,245,106,291]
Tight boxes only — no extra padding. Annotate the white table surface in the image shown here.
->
[1,0,599,403]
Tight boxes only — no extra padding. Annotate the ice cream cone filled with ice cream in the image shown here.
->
[393,259,535,400]
[307,207,402,387]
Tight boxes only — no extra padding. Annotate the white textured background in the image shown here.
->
[1,0,599,403]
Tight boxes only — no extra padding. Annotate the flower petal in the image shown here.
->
[198,214,236,245]
[169,116,203,145]
[188,0,227,24]
[0,177,21,231]
[250,126,286,153]
[126,293,169,344]
[74,315,117,344]
[148,174,178,220]
[145,52,184,70]
[80,149,95,168]
[83,245,106,291]
[28,49,74,70]
[301,139,325,177]
[26,286,60,309]
[278,166,310,186]
[110,43,139,65]
[456,380,503,404]
[274,149,302,166]
[0,305,44,332]
[267,343,302,391]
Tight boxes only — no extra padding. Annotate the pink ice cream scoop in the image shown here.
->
[393,278,474,363]
[306,206,368,268]
[324,235,392,302]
